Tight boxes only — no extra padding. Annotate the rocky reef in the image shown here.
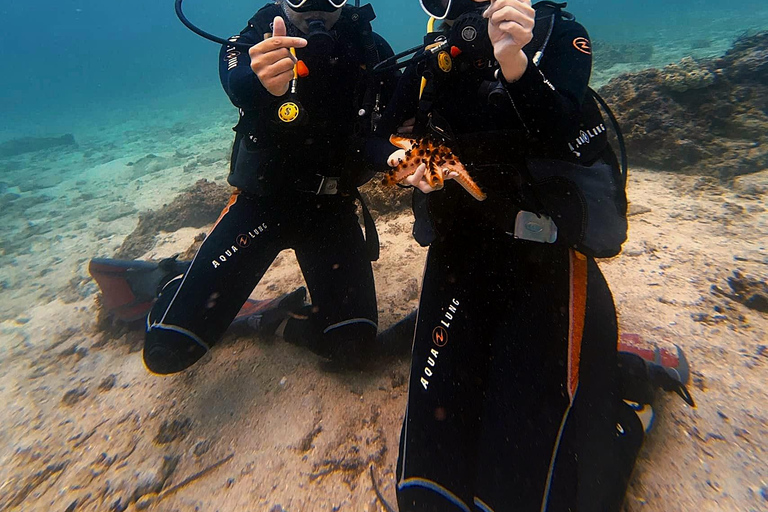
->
[598,32,768,179]
[115,179,230,259]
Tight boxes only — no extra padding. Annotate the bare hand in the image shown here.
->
[404,163,459,194]
[249,16,307,96]
[480,0,534,82]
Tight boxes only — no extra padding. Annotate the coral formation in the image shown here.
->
[598,32,768,179]
[658,56,717,92]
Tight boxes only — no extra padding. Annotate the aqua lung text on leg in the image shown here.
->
[421,298,460,390]
[211,222,268,269]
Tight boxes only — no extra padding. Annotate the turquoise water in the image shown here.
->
[2,0,767,137]
[0,2,766,511]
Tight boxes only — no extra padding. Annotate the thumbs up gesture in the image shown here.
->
[249,16,308,96]
[479,0,535,82]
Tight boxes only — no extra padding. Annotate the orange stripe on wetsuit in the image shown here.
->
[568,250,588,403]
[208,190,241,233]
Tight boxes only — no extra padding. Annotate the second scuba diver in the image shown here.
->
[378,0,695,510]
[142,0,400,374]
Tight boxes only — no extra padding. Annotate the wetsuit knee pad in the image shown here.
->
[321,321,377,369]
[143,278,208,375]
[396,484,470,512]
[144,326,208,375]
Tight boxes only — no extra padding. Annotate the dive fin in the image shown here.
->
[619,332,695,407]
[89,257,190,322]
[89,257,301,327]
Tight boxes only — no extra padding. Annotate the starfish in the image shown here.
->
[383,135,487,201]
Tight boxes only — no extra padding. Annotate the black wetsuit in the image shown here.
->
[381,7,643,512]
[143,4,399,373]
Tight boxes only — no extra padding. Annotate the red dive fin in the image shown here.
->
[619,332,694,407]
[88,257,298,326]
[89,257,190,322]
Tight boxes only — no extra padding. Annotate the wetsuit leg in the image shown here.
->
[144,192,283,374]
[471,248,640,512]
[284,196,378,367]
[396,236,494,512]
[471,244,577,512]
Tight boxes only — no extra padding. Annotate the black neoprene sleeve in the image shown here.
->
[503,20,593,143]
[218,28,275,110]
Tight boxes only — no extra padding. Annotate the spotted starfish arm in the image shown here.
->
[384,135,420,185]
[389,135,415,152]
[445,164,486,201]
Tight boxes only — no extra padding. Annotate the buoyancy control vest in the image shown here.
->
[226,3,388,261]
[522,2,629,257]
[228,3,384,196]
[411,1,629,258]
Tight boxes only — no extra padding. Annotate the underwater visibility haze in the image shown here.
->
[0,0,766,511]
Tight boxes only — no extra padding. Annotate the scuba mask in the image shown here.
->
[283,1,346,56]
[285,0,347,12]
[419,0,489,20]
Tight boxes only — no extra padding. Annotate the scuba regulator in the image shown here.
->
[374,4,506,135]
[373,7,494,76]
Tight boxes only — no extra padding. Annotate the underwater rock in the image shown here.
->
[127,153,175,179]
[61,387,88,406]
[18,174,65,192]
[659,56,716,92]
[0,134,77,158]
[115,179,230,259]
[598,32,768,179]
[194,148,229,167]
[98,203,138,223]
[0,191,21,207]
[733,169,768,196]
[154,417,193,445]
[711,270,768,313]
[193,439,212,457]
[98,374,118,392]
[360,180,411,217]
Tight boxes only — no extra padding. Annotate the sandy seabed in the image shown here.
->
[1,71,767,512]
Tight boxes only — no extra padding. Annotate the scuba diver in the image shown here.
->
[138,0,400,375]
[375,0,695,510]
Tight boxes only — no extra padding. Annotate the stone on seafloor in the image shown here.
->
[0,134,77,158]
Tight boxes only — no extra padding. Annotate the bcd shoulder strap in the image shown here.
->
[529,1,628,181]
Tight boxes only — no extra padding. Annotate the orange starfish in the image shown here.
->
[383,135,487,201]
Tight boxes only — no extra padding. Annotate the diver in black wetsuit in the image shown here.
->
[377,1,694,510]
[143,0,399,375]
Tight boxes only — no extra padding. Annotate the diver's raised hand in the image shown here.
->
[480,0,534,82]
[249,16,307,96]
